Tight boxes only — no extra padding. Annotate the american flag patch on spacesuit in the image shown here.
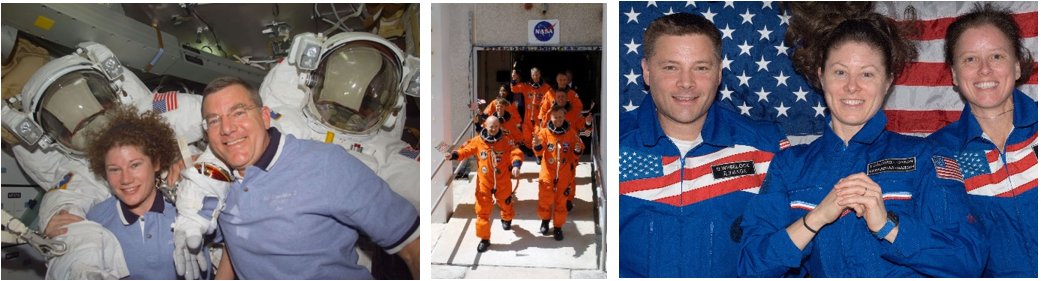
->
[152,91,178,113]
[932,155,963,182]
[269,110,282,120]
[399,147,419,161]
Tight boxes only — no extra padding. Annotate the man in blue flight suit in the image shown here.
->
[618,12,789,277]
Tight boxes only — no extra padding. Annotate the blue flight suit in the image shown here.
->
[927,89,1038,277]
[620,97,787,277]
[738,111,988,277]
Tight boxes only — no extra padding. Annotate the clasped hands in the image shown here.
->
[804,173,890,234]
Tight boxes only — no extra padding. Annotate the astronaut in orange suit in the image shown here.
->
[539,87,592,211]
[480,97,525,146]
[538,79,586,129]
[444,116,524,252]
[538,71,584,128]
[532,105,584,241]
[511,67,551,146]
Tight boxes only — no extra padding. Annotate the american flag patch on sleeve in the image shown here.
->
[399,147,420,161]
[932,155,963,182]
[152,91,178,113]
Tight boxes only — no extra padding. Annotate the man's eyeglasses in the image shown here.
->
[202,104,257,131]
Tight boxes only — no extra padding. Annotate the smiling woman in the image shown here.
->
[926,3,1039,277]
[82,104,216,280]
[738,2,988,277]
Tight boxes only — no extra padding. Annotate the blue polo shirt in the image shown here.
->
[219,128,420,279]
[88,191,213,279]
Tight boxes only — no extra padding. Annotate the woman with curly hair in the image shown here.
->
[737,3,987,277]
[84,105,215,279]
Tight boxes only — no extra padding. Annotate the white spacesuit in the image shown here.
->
[260,31,421,210]
[0,42,222,279]
[258,31,420,272]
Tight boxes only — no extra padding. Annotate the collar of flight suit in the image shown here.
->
[952,88,1039,151]
[637,96,739,152]
[820,110,887,152]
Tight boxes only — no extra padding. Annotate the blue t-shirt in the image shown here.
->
[88,192,213,279]
[218,128,420,279]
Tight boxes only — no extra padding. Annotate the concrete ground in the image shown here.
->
[430,158,604,279]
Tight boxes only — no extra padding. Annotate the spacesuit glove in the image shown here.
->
[173,225,206,280]
[175,167,230,235]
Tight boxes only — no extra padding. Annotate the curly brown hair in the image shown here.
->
[85,105,179,181]
[784,2,920,91]
[944,3,1036,85]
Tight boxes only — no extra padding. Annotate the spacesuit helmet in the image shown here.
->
[289,32,417,135]
[16,43,127,157]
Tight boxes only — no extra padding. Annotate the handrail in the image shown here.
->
[431,121,475,214]
[433,121,475,178]
[587,114,607,271]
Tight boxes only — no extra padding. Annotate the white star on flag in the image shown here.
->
[721,85,734,101]
[619,1,1037,145]
[720,24,735,40]
[775,102,790,117]
[625,39,641,54]
[625,69,641,85]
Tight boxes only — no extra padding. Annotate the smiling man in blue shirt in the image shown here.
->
[200,76,420,279]
[619,13,789,277]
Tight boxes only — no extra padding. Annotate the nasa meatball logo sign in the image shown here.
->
[528,20,560,44]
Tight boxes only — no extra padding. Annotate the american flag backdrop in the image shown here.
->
[619,1,1038,144]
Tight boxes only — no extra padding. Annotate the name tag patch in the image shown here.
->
[712,160,756,179]
[867,157,916,175]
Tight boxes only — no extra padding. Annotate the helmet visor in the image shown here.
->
[36,70,120,156]
[309,43,401,135]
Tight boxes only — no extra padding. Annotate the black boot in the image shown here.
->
[566,200,574,212]
[502,220,512,230]
[477,239,491,252]
[540,220,550,235]
[554,227,563,241]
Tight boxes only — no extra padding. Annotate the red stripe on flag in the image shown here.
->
[995,179,1038,197]
[883,110,962,133]
[965,153,1038,192]
[896,62,1039,87]
[1006,133,1038,152]
[170,91,178,110]
[620,169,682,195]
[986,148,1000,163]
[654,193,682,207]
[899,11,1038,41]
[663,156,680,166]
[895,63,951,86]
[656,174,766,206]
